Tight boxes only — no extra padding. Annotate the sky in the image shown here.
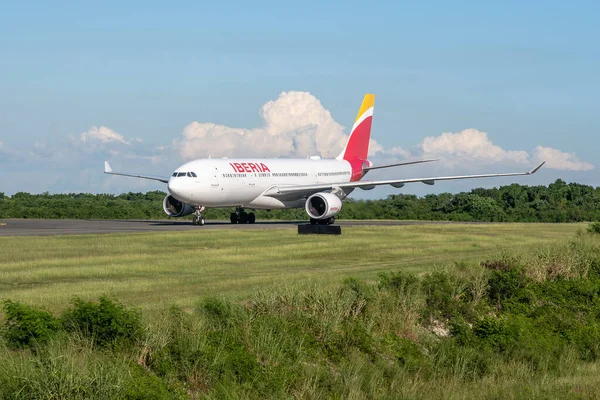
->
[1,0,598,199]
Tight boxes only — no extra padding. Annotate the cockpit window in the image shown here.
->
[177,172,186,177]
[172,172,177,177]
[186,172,192,177]
[190,172,197,177]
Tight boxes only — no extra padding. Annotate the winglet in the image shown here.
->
[529,161,545,174]
[104,161,113,174]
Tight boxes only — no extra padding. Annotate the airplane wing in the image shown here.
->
[103,161,170,184]
[263,162,545,199]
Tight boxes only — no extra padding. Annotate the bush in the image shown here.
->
[378,271,419,293]
[62,297,143,349]
[421,271,469,320]
[2,300,61,348]
[125,363,184,400]
[198,297,241,329]
[588,221,600,234]
[487,268,526,304]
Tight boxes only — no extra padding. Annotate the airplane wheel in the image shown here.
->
[239,213,248,224]
[199,217,205,226]
[328,217,335,225]
[230,213,238,224]
[248,213,256,224]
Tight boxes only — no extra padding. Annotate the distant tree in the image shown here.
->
[1,179,598,222]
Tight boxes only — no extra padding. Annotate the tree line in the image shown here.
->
[0,179,598,222]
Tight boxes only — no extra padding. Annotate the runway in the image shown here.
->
[0,219,470,237]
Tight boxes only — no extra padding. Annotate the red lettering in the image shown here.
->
[241,163,252,173]
[260,163,270,173]
[229,163,235,171]
[233,163,244,173]
[249,163,259,173]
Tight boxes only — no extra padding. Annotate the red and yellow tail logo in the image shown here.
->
[337,94,375,180]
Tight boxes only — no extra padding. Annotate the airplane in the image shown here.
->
[104,94,545,226]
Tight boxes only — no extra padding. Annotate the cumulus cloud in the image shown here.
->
[171,92,593,173]
[405,128,593,172]
[173,91,382,160]
[80,126,130,145]
[420,129,530,164]
[532,146,594,171]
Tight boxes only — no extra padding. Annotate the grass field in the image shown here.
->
[0,223,583,313]
[2,222,600,399]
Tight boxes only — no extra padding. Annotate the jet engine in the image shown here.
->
[305,192,342,220]
[162,195,194,217]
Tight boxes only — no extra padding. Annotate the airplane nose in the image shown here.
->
[167,178,185,200]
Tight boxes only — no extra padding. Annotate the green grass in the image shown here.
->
[1,223,600,399]
[0,223,582,313]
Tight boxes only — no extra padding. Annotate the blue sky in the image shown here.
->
[0,1,598,198]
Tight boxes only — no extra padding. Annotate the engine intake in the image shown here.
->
[162,195,194,217]
[305,193,342,220]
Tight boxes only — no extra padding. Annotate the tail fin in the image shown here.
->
[336,94,375,161]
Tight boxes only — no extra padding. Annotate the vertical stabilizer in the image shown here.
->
[336,94,375,162]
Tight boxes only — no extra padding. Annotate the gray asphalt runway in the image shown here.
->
[0,219,468,237]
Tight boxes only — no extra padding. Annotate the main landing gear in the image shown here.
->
[192,206,205,226]
[230,208,256,224]
[310,217,335,225]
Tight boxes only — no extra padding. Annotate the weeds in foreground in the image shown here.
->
[2,233,600,399]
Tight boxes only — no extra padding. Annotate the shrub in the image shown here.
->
[588,221,600,234]
[125,363,184,400]
[421,270,468,320]
[1,300,61,348]
[62,296,143,349]
[198,297,241,329]
[378,271,419,293]
[487,268,525,304]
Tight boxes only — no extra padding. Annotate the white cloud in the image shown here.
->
[173,93,593,173]
[420,129,530,164]
[532,146,594,171]
[393,128,593,172]
[80,126,129,145]
[173,91,382,160]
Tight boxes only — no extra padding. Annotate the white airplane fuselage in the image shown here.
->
[167,158,357,209]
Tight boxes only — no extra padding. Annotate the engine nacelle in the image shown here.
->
[162,195,195,217]
[305,192,342,220]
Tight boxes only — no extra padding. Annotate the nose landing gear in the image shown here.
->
[230,208,256,224]
[192,206,206,226]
